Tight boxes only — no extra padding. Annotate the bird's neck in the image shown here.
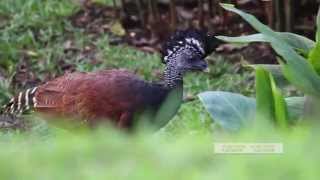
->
[163,62,183,89]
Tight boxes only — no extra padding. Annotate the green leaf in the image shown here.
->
[198,91,255,131]
[220,3,320,97]
[256,67,289,128]
[308,7,320,75]
[286,97,305,121]
[302,95,320,120]
[255,67,274,121]
[279,33,315,55]
[269,74,289,129]
[246,64,289,87]
[217,32,315,54]
[198,90,304,131]
[216,33,267,43]
[308,43,320,75]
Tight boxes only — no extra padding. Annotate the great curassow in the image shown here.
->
[0,29,222,130]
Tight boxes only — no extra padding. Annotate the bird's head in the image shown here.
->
[161,29,222,73]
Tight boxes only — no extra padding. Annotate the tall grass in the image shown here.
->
[0,124,318,180]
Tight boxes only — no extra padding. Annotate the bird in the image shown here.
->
[0,29,222,130]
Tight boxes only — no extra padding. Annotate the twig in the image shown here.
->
[136,0,145,27]
[208,0,214,18]
[170,0,177,31]
[198,0,205,29]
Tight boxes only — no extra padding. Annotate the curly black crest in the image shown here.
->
[161,29,222,64]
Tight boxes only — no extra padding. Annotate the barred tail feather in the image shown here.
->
[1,87,38,116]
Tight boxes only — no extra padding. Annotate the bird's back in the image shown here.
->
[1,69,169,127]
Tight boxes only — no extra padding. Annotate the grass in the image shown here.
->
[1,0,317,179]
[0,124,319,180]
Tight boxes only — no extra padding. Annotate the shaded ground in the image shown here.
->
[69,0,276,56]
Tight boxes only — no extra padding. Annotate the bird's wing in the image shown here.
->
[34,72,87,113]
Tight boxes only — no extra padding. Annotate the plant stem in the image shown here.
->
[170,0,177,32]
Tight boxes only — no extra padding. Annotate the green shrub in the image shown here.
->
[199,4,320,131]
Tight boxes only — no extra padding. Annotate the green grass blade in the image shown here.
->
[308,7,320,75]
[255,67,274,122]
[246,64,289,87]
[308,42,320,75]
[270,74,289,129]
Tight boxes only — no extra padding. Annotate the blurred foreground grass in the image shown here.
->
[0,124,319,180]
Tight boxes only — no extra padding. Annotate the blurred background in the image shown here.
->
[81,0,320,50]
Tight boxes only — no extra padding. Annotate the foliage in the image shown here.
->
[200,4,320,131]
[255,67,289,129]
[198,92,304,131]
[198,91,255,131]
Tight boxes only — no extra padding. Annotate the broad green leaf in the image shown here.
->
[279,33,315,54]
[221,3,320,97]
[198,91,255,131]
[255,67,274,121]
[217,32,315,54]
[198,90,304,131]
[269,74,289,129]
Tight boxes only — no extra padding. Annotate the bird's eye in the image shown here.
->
[188,57,196,62]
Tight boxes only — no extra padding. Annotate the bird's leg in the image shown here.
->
[117,111,133,129]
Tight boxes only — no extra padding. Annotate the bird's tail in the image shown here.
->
[1,87,38,116]
[0,87,38,129]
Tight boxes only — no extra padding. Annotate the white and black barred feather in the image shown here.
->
[1,87,38,115]
[0,87,38,129]
[161,29,223,64]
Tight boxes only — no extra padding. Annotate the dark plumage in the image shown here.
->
[0,29,222,129]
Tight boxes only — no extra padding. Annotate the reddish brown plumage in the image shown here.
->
[33,69,168,128]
